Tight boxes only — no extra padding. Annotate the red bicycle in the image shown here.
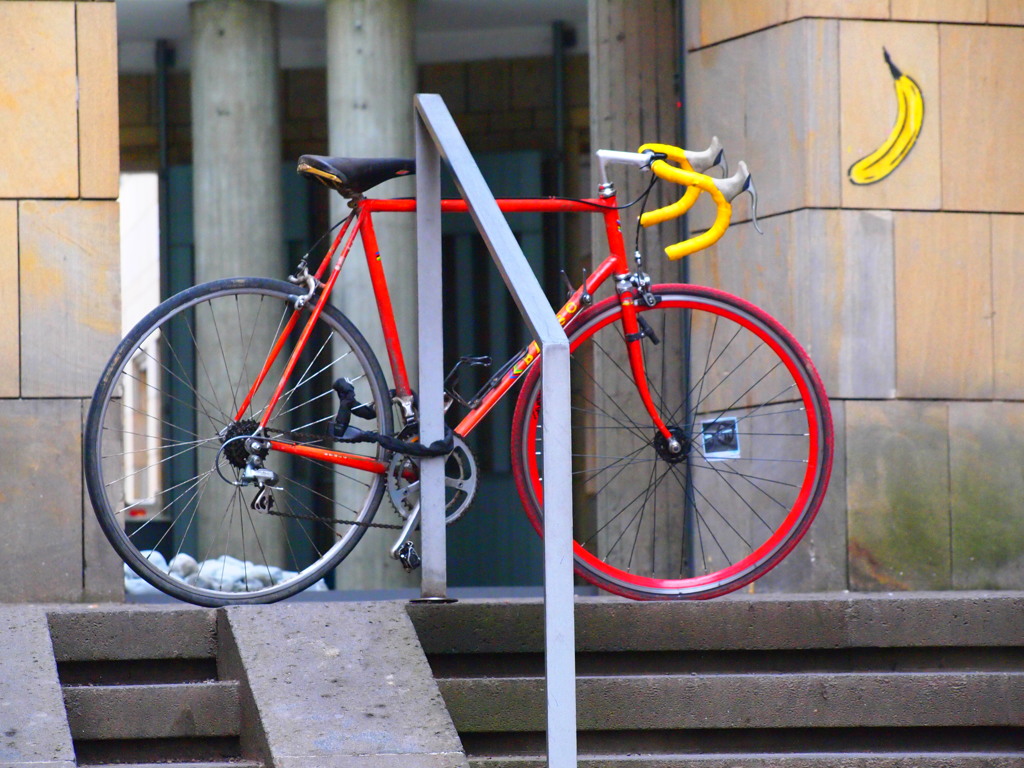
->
[85,140,833,606]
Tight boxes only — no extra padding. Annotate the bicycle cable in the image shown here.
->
[540,175,661,212]
[632,172,660,258]
[296,211,355,272]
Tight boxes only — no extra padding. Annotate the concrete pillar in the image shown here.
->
[191,0,285,563]
[192,0,283,283]
[587,0,684,585]
[326,0,418,589]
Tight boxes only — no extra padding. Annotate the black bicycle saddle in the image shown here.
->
[297,155,416,197]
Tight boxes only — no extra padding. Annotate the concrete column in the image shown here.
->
[326,0,418,589]
[587,0,682,584]
[192,0,283,283]
[191,0,285,563]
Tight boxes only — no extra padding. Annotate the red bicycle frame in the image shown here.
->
[235,193,674,473]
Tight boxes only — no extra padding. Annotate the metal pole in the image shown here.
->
[414,111,448,599]
[541,340,577,767]
[413,94,577,768]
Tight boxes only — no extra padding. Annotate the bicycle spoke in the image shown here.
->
[88,280,392,604]
[513,288,830,598]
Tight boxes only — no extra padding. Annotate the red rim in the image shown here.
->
[514,285,830,596]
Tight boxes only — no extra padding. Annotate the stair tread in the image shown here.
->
[441,671,1024,731]
[469,756,1024,768]
[64,681,241,740]
[48,607,218,662]
[408,594,1024,654]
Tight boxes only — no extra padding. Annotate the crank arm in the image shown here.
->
[389,506,421,560]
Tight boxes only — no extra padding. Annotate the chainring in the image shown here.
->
[386,432,477,525]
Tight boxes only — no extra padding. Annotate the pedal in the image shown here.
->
[443,356,492,409]
[397,540,421,572]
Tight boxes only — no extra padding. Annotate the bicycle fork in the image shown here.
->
[615,272,682,454]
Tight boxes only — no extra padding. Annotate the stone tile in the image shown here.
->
[788,0,890,19]
[77,1,120,199]
[989,0,1024,24]
[992,214,1024,399]
[687,20,840,226]
[846,400,951,591]
[694,208,896,401]
[0,3,78,197]
[19,200,120,398]
[792,209,896,400]
[756,400,848,593]
[941,25,1024,212]
[0,606,76,766]
[892,0,987,21]
[0,201,17,398]
[696,0,788,48]
[949,402,1024,589]
[80,400,125,601]
[840,21,941,210]
[0,400,83,601]
[894,212,992,399]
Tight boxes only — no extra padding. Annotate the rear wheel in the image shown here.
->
[510,284,832,599]
[85,278,392,605]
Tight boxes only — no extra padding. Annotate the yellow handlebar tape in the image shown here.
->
[636,149,732,261]
[637,142,699,227]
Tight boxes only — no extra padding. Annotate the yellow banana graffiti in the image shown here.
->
[848,49,924,185]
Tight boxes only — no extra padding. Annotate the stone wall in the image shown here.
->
[0,0,123,601]
[684,1,1024,591]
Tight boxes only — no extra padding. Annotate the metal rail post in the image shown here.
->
[414,93,577,768]
[414,106,448,600]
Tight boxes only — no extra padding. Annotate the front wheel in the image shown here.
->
[510,284,833,600]
[85,277,393,605]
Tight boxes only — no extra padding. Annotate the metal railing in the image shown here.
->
[413,93,577,768]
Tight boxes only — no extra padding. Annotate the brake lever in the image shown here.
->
[712,161,763,235]
[745,174,763,234]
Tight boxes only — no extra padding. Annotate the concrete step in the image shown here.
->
[48,607,254,766]
[469,756,1024,768]
[407,593,1024,767]
[460,725,1024,757]
[440,672,1024,732]
[78,762,260,768]
[72,736,250,767]
[63,681,242,741]
[48,606,218,662]
[407,593,1024,654]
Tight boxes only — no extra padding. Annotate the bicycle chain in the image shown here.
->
[256,428,405,533]
[264,507,405,532]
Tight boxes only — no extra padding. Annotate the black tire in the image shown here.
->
[85,278,393,605]
[510,284,833,600]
